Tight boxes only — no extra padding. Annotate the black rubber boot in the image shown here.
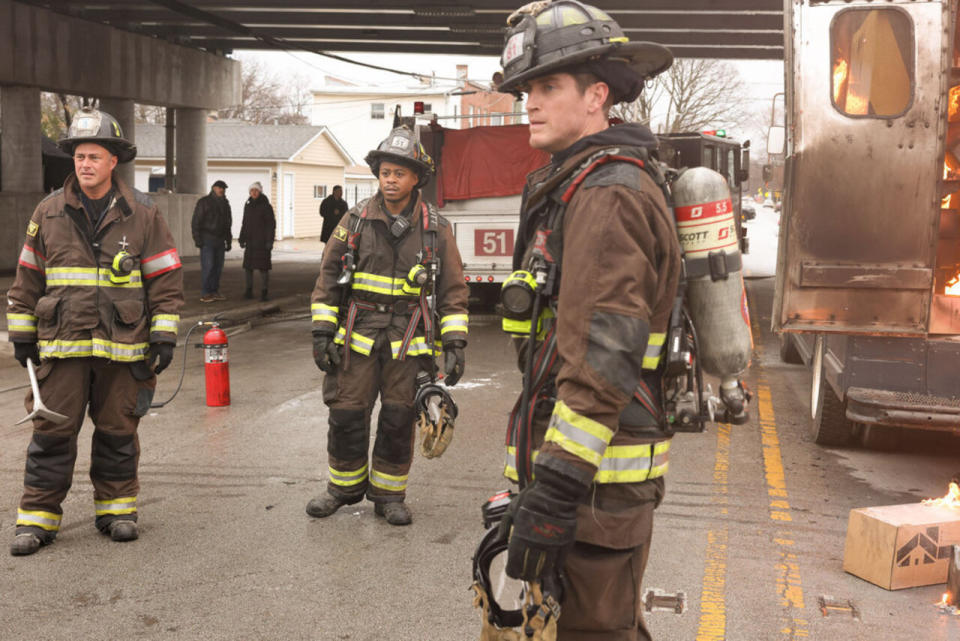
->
[374,501,412,526]
[244,288,254,300]
[10,533,43,556]
[108,520,139,542]
[260,289,269,302]
[306,494,347,518]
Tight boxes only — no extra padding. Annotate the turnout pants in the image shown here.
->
[321,336,424,504]
[16,357,156,541]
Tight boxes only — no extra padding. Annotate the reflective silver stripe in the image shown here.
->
[643,332,666,369]
[334,327,374,355]
[7,313,38,333]
[391,336,440,359]
[38,339,149,361]
[369,469,408,491]
[142,249,182,278]
[329,465,368,487]
[16,509,62,531]
[312,303,339,323]
[594,441,670,483]
[19,245,44,271]
[46,268,100,286]
[352,272,404,296]
[94,496,137,515]
[150,314,179,333]
[544,401,614,468]
[440,314,469,335]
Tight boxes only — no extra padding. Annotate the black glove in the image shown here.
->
[147,342,175,375]
[499,468,584,582]
[225,239,232,252]
[442,341,465,386]
[239,240,246,249]
[313,332,341,373]
[13,342,40,368]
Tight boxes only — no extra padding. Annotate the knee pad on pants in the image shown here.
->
[327,408,367,460]
[25,432,76,489]
[373,404,415,464]
[90,430,138,481]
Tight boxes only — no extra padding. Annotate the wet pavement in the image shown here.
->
[1,263,959,640]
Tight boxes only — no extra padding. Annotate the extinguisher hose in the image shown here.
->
[150,322,204,409]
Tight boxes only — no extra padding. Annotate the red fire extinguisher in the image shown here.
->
[203,323,230,407]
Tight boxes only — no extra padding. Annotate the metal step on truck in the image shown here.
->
[774,0,960,447]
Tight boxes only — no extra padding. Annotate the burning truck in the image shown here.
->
[775,0,960,446]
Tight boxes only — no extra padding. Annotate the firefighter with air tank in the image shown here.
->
[6,107,184,556]
[306,126,468,526]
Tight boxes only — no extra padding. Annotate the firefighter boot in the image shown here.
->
[374,501,412,526]
[107,519,139,542]
[10,533,43,556]
[306,493,348,518]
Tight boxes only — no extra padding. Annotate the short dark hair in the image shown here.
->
[333,185,342,192]
[571,71,614,113]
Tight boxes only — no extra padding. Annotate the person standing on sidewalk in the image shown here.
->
[191,179,231,302]
[306,127,469,526]
[319,185,348,244]
[6,106,184,556]
[238,181,276,301]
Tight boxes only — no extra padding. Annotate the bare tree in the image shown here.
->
[217,57,309,125]
[610,59,746,134]
[40,93,85,139]
[135,104,166,125]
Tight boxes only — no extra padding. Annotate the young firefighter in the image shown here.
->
[306,126,469,526]
[494,2,682,639]
[7,107,184,556]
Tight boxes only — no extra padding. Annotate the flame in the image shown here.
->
[945,275,960,296]
[950,85,960,123]
[938,593,951,608]
[832,59,848,104]
[923,481,960,507]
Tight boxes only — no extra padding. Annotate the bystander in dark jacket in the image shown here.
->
[319,185,348,243]
[239,181,276,301]
[191,180,232,301]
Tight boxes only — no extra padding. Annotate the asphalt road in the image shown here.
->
[0,277,958,640]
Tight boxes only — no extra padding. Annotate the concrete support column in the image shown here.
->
[99,98,135,189]
[174,108,206,194]
[1,85,43,192]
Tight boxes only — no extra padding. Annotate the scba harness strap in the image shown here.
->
[337,200,441,369]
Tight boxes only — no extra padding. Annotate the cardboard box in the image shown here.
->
[843,503,960,590]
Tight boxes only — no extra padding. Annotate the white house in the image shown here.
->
[134,121,355,239]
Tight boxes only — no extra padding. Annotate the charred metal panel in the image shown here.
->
[775,1,949,334]
[847,337,925,392]
[926,339,960,399]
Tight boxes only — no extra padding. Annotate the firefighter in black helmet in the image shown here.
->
[480,2,683,639]
[306,126,468,526]
[7,106,183,556]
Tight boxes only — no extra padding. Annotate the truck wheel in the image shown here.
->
[809,336,853,446]
[779,334,803,364]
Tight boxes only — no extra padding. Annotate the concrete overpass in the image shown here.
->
[1,0,784,268]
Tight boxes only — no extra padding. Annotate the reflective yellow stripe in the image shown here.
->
[643,332,666,370]
[312,303,339,323]
[329,464,368,487]
[38,338,149,362]
[334,327,374,356]
[504,440,669,484]
[544,400,615,467]
[440,313,469,335]
[94,496,137,516]
[501,308,555,337]
[391,337,442,359]
[352,272,407,296]
[369,468,408,491]
[7,313,38,333]
[44,267,143,288]
[16,509,61,532]
[150,314,179,333]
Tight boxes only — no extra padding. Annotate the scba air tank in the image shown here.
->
[671,167,753,385]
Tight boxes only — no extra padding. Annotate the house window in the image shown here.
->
[371,103,385,119]
[422,103,432,113]
[314,185,327,199]
[831,8,913,118]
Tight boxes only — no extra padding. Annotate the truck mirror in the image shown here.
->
[762,164,773,182]
[767,126,785,156]
[739,146,750,184]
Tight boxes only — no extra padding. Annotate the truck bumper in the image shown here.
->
[845,387,960,432]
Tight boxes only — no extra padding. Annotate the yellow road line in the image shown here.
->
[696,423,731,641]
[758,384,809,639]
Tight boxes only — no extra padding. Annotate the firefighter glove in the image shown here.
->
[148,342,175,375]
[225,239,232,252]
[239,240,246,249]
[13,341,40,368]
[443,341,465,386]
[313,332,341,373]
[499,468,583,582]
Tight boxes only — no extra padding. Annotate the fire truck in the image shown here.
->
[418,123,751,291]
[774,0,960,447]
